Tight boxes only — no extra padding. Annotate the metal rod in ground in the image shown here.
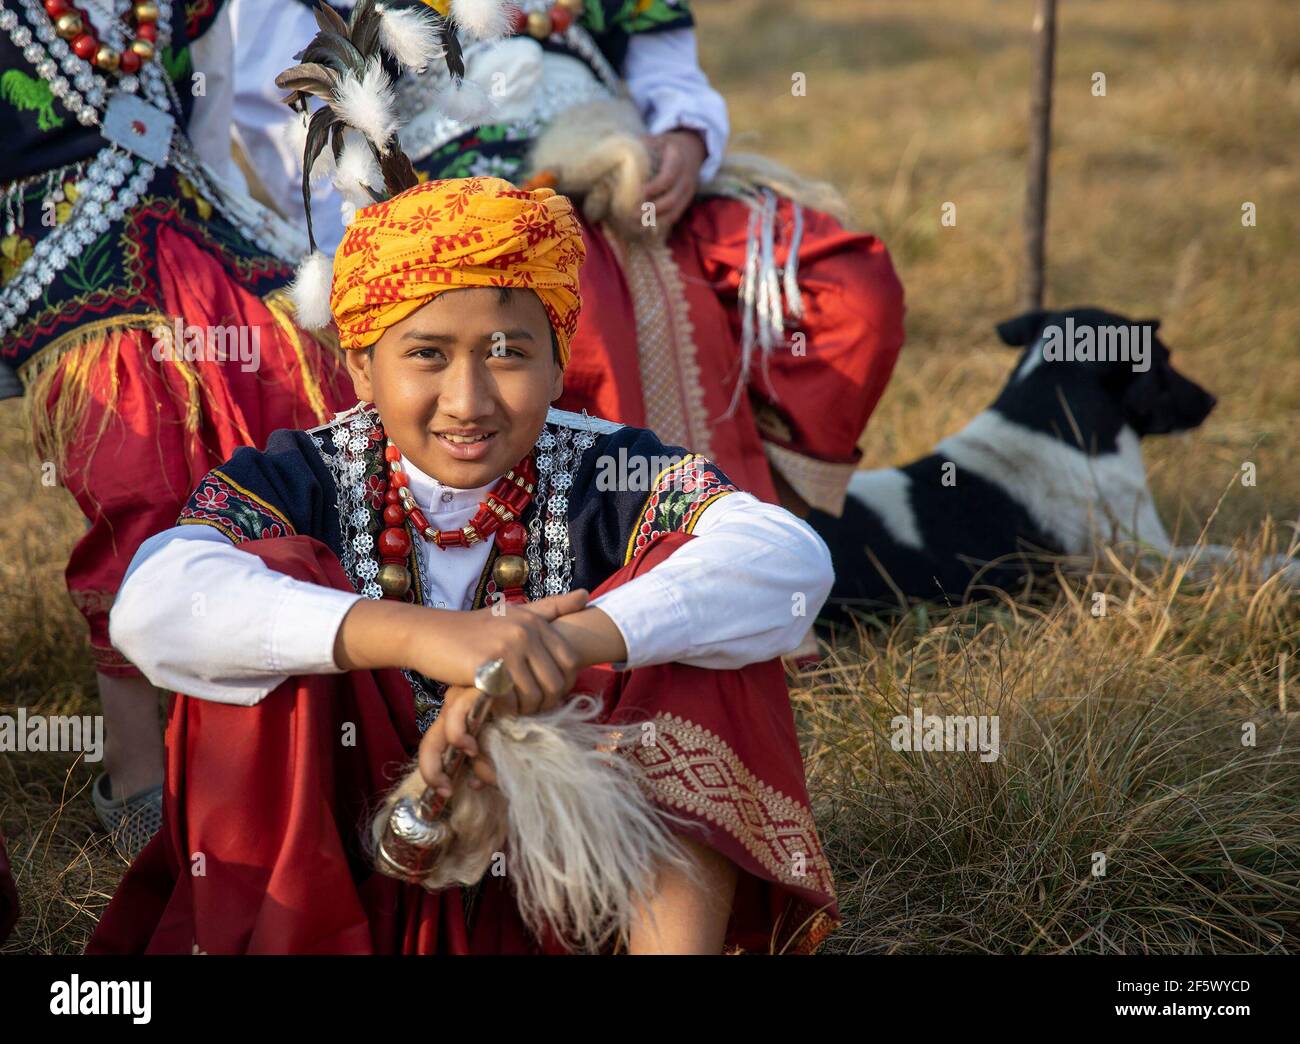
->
[1021,0,1057,313]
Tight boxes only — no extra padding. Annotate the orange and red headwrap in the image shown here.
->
[330,176,586,364]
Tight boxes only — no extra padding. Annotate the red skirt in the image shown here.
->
[44,225,354,677]
[86,533,839,955]
[558,194,906,513]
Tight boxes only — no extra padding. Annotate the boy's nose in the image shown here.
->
[438,356,494,420]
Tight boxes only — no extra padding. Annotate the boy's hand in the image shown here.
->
[409,590,590,710]
[418,683,500,795]
[642,129,707,232]
[413,599,636,796]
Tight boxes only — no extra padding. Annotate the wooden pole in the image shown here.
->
[1021,0,1057,312]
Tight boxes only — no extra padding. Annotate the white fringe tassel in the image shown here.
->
[486,695,696,952]
[725,187,806,418]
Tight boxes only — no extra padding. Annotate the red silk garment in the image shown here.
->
[0,828,17,946]
[557,196,906,513]
[48,224,354,677]
[87,533,839,955]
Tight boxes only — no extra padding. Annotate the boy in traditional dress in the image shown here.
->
[90,175,840,954]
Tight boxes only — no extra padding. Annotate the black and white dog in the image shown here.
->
[810,306,1247,613]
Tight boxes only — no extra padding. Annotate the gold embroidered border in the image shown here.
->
[622,453,698,565]
[177,516,244,544]
[621,236,713,458]
[683,490,732,534]
[208,468,296,533]
[761,440,859,518]
[633,712,837,901]
[263,286,343,427]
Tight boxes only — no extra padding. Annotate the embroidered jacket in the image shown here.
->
[0,0,295,382]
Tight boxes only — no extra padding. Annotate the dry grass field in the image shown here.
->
[2,0,1297,953]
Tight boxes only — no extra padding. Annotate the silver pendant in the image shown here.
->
[100,91,175,166]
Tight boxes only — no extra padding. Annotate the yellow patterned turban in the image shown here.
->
[330,176,586,364]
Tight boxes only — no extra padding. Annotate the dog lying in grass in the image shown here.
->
[811,305,1296,614]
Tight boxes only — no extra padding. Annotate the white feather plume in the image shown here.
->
[331,129,385,208]
[330,57,399,150]
[484,695,697,952]
[369,694,700,952]
[289,251,334,330]
[376,3,444,71]
[449,0,514,42]
[435,77,496,123]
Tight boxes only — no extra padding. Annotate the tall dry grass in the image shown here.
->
[2,0,1298,952]
[799,534,1298,953]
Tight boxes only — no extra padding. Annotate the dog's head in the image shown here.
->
[991,306,1216,452]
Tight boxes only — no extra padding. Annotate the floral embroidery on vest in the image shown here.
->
[178,468,296,543]
[624,455,737,564]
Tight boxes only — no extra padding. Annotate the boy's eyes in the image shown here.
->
[409,347,446,361]
[408,344,526,361]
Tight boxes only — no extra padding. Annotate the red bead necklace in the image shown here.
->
[45,0,162,76]
[510,0,584,40]
[374,435,537,605]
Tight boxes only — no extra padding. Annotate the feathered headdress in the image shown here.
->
[276,0,514,328]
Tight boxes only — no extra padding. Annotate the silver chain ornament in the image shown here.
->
[0,0,305,340]
[310,406,613,731]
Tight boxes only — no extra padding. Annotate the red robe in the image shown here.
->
[559,194,906,512]
[49,225,354,679]
[87,533,839,955]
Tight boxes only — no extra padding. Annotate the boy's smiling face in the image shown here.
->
[345,287,563,490]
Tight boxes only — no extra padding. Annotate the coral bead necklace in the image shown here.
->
[375,432,537,604]
[42,0,161,76]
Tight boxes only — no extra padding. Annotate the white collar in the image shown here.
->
[400,454,497,523]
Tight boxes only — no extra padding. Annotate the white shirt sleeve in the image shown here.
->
[590,493,832,670]
[622,28,730,183]
[109,489,831,701]
[225,0,348,252]
[108,526,363,706]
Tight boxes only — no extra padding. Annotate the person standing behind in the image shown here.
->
[0,0,353,854]
[230,0,906,519]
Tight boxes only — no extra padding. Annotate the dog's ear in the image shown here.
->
[1139,318,1162,333]
[995,310,1050,347]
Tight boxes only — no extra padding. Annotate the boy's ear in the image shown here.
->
[345,346,374,402]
